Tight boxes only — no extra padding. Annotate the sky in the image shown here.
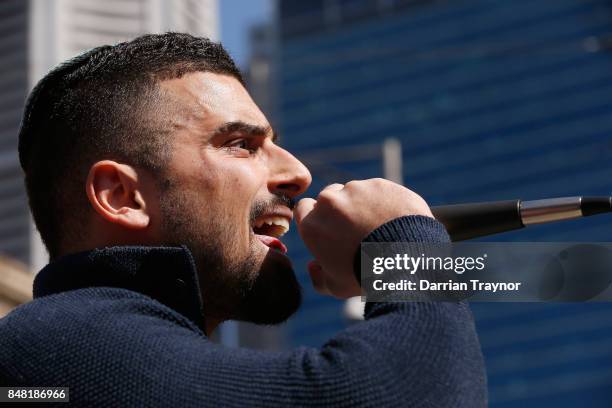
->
[219,0,273,69]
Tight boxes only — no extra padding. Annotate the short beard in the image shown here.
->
[158,177,301,326]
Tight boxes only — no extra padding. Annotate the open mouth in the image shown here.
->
[252,215,290,254]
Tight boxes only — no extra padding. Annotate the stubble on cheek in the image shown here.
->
[158,175,264,319]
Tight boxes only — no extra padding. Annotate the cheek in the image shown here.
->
[217,161,266,200]
[215,162,267,228]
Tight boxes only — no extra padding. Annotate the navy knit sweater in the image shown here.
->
[0,216,486,407]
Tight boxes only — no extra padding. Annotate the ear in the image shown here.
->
[86,160,151,230]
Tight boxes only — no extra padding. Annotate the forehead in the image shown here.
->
[158,71,268,130]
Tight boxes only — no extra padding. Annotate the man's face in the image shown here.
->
[156,72,311,326]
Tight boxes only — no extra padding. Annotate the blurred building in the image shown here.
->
[277,0,612,406]
[0,256,32,317]
[0,0,217,311]
[246,22,278,125]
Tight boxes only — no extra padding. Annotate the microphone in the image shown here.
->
[431,196,612,241]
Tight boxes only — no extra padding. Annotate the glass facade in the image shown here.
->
[278,0,612,405]
[0,1,30,264]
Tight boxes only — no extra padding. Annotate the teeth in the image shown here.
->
[254,216,290,237]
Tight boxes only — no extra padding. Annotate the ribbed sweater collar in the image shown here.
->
[33,246,205,331]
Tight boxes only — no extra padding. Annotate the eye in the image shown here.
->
[223,138,257,154]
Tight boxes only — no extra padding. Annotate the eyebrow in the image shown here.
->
[210,121,280,143]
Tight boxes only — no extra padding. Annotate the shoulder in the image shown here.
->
[0,287,205,387]
[2,287,201,335]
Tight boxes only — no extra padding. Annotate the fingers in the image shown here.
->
[294,197,316,224]
[320,183,344,194]
[318,183,344,200]
[316,183,346,206]
[295,183,346,227]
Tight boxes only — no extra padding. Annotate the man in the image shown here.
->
[1,33,486,406]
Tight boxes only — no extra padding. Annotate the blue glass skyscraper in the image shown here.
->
[278,1,612,406]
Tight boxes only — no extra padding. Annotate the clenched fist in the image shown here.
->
[294,178,433,299]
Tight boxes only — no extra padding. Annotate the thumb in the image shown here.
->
[294,197,316,225]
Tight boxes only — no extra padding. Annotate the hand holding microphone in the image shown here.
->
[295,176,612,298]
[294,178,433,299]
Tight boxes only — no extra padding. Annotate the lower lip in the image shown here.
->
[255,234,288,254]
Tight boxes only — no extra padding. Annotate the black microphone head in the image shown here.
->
[580,197,612,216]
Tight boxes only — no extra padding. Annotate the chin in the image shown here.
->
[237,249,302,325]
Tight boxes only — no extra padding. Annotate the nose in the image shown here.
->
[267,144,312,198]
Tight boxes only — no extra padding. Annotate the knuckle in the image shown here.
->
[317,189,337,203]
[323,183,343,191]
[344,180,359,189]
[344,180,365,192]
[364,177,387,190]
